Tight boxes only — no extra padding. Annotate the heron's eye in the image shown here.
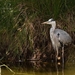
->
[48,18,54,22]
[48,19,51,21]
[51,18,54,21]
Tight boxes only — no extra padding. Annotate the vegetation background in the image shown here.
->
[0,0,75,63]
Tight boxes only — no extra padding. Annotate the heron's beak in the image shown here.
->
[41,21,49,24]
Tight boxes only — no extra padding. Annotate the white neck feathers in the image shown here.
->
[51,21,56,31]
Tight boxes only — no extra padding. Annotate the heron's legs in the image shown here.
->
[55,47,59,75]
[62,45,64,69]
[56,47,59,58]
[55,47,59,63]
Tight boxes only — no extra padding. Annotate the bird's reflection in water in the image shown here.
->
[56,61,64,75]
[30,60,64,75]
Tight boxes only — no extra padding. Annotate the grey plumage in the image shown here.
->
[54,29,72,44]
[42,18,72,60]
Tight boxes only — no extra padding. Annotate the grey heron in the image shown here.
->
[42,18,72,63]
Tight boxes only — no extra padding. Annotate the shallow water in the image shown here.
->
[1,61,75,75]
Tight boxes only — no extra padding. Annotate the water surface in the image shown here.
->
[1,61,75,75]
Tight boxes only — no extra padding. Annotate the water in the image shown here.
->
[1,61,75,75]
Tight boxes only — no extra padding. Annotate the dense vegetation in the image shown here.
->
[0,0,75,62]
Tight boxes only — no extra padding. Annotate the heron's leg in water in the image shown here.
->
[55,47,58,62]
[62,44,64,68]
[55,47,59,73]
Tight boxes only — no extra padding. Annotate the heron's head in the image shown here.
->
[42,18,56,25]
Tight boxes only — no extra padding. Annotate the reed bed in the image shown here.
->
[0,0,75,62]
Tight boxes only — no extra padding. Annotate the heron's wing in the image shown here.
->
[54,29,72,44]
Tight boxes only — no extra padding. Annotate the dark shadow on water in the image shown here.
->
[1,61,65,75]
[9,61,64,71]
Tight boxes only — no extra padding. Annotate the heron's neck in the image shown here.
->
[51,22,56,32]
